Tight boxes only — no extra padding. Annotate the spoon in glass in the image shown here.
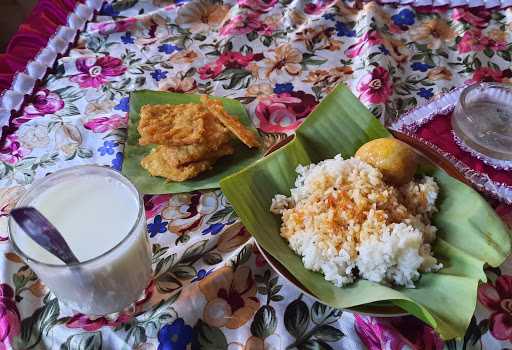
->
[10,207,80,265]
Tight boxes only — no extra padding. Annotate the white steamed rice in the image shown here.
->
[270,155,442,288]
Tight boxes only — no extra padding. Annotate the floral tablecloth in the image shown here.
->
[1,0,512,349]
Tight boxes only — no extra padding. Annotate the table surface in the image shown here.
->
[1,1,512,349]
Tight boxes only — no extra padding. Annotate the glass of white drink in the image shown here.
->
[452,82,512,161]
[9,165,152,315]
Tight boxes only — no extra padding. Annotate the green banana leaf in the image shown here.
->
[220,84,511,340]
[122,90,263,194]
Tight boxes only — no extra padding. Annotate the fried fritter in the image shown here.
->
[138,104,209,146]
[138,96,259,182]
[161,141,235,166]
[201,96,260,148]
[203,113,232,148]
[158,114,232,166]
[140,146,214,182]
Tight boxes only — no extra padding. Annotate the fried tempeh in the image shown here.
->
[202,113,232,148]
[138,96,259,181]
[161,141,235,167]
[201,96,260,148]
[138,104,209,146]
[140,146,214,182]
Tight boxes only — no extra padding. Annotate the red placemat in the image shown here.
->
[391,86,512,223]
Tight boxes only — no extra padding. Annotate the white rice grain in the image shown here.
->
[271,156,442,288]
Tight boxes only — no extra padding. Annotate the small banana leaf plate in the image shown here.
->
[122,90,263,194]
[220,84,511,340]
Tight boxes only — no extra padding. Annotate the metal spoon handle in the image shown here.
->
[11,207,80,265]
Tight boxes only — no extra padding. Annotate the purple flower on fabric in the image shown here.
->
[379,45,390,55]
[192,269,213,282]
[151,69,168,82]
[158,318,192,350]
[238,0,278,12]
[158,44,181,55]
[100,3,120,17]
[274,83,294,94]
[97,140,118,156]
[0,283,20,348]
[114,97,130,112]
[148,215,168,237]
[479,275,512,341]
[0,135,29,165]
[357,66,393,104]
[15,88,65,126]
[356,314,444,349]
[111,152,124,171]
[84,115,127,133]
[70,56,127,89]
[323,13,336,21]
[202,223,225,235]
[121,32,134,44]
[23,88,64,116]
[335,21,356,37]
[411,62,433,72]
[417,87,434,99]
[391,9,415,26]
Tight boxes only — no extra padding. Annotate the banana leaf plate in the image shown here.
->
[122,90,263,194]
[220,84,511,340]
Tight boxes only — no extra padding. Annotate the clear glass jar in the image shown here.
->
[452,83,512,160]
[9,165,152,315]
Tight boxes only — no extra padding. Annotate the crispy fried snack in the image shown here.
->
[140,147,214,182]
[161,141,235,167]
[201,96,260,148]
[138,104,209,146]
[203,114,232,148]
[159,114,232,166]
[138,96,259,181]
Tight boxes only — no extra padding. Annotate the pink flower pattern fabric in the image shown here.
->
[237,0,278,12]
[457,29,507,54]
[479,275,512,341]
[0,135,29,165]
[355,315,444,350]
[23,88,64,116]
[1,1,512,349]
[66,313,131,332]
[452,8,491,28]
[357,66,393,104]
[70,56,127,89]
[198,52,258,79]
[0,284,20,350]
[83,114,127,133]
[219,13,265,36]
[255,91,318,132]
[345,31,383,59]
[14,88,64,126]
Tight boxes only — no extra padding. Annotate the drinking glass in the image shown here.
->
[452,83,512,160]
[9,165,152,315]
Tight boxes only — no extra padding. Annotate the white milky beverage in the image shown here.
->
[9,166,152,315]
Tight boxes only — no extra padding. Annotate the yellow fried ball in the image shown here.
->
[355,138,418,185]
